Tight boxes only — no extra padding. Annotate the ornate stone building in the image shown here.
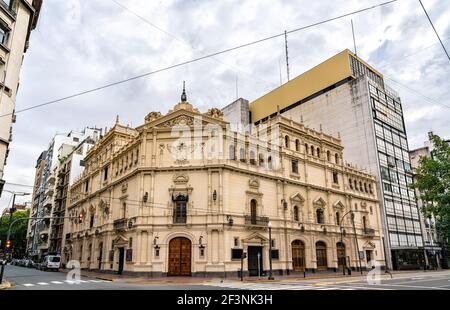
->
[64,90,385,277]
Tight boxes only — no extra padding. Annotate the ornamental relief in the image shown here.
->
[158,115,202,128]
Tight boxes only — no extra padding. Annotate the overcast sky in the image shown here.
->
[1,0,449,212]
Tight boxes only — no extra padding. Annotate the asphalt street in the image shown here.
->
[3,265,450,290]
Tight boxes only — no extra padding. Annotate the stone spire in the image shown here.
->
[181,81,187,102]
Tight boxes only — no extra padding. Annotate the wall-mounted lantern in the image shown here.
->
[226,215,233,226]
[282,199,288,209]
[143,192,149,203]
[212,190,217,202]
[299,223,305,232]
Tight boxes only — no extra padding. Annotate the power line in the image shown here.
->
[0,0,398,119]
[418,0,450,62]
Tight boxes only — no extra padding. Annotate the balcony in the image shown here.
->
[363,228,376,237]
[244,215,269,227]
[47,174,56,185]
[113,218,127,230]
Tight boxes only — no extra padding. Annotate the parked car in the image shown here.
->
[37,255,61,271]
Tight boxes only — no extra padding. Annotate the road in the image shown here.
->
[3,265,450,290]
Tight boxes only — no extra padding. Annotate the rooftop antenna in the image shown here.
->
[284,30,290,81]
[278,59,283,86]
[351,19,358,57]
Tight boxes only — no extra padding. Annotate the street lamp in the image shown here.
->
[339,210,363,275]
[268,221,274,280]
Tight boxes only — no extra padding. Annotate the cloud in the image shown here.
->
[1,0,449,212]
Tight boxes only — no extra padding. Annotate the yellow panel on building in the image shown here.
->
[250,49,383,123]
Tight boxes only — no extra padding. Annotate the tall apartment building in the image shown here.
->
[249,49,424,270]
[0,0,42,197]
[27,128,101,259]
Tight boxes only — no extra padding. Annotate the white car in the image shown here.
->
[38,255,61,271]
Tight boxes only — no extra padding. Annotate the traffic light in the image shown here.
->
[5,240,12,250]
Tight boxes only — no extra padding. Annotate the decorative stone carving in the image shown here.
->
[145,111,162,123]
[173,173,189,184]
[204,107,224,119]
[313,197,326,208]
[290,193,305,204]
[333,200,345,210]
[121,183,128,193]
[159,115,201,128]
[249,178,260,188]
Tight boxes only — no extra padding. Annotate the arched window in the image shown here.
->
[362,216,367,232]
[335,212,340,226]
[369,183,373,194]
[293,206,299,221]
[354,180,358,190]
[317,147,320,158]
[316,209,324,224]
[267,156,273,169]
[249,151,256,165]
[295,139,300,152]
[359,181,363,191]
[335,153,339,164]
[364,183,368,193]
[285,135,290,148]
[327,151,331,161]
[250,199,257,224]
[311,145,315,156]
[228,145,235,160]
[239,148,246,163]
[316,241,328,270]
[305,143,309,154]
[349,178,353,189]
[259,153,265,166]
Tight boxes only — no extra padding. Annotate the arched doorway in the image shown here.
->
[336,242,346,268]
[168,237,192,276]
[292,240,305,271]
[316,241,328,270]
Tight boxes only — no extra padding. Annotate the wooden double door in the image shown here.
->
[292,240,305,271]
[168,237,192,276]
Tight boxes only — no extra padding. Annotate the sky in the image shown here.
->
[1,0,449,212]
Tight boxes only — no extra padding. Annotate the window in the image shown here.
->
[228,145,236,160]
[332,171,339,184]
[295,139,300,151]
[267,156,273,169]
[364,183,368,193]
[234,237,239,247]
[316,209,325,224]
[335,153,339,164]
[84,180,89,192]
[285,135,290,148]
[271,250,280,260]
[103,166,109,181]
[122,203,127,218]
[362,216,367,232]
[231,249,243,260]
[327,151,331,161]
[293,206,299,221]
[0,26,9,45]
[89,213,94,228]
[317,148,320,158]
[305,144,309,154]
[239,148,246,163]
[336,212,340,226]
[349,178,353,189]
[380,166,390,181]
[129,237,133,248]
[250,199,257,224]
[291,160,298,174]
[311,146,315,156]
[258,153,264,166]
[173,195,187,224]
[249,151,256,165]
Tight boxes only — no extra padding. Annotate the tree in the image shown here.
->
[411,134,450,244]
[0,209,30,258]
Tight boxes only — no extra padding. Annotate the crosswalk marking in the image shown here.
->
[37,282,49,285]
[203,282,390,291]
[51,281,63,284]
[20,279,111,288]
[23,283,35,287]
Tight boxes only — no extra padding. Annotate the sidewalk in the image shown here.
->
[59,268,448,285]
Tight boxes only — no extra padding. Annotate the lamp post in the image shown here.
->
[351,212,363,275]
[268,221,274,280]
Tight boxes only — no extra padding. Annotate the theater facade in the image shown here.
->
[64,92,385,276]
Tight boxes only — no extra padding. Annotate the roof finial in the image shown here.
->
[116,115,119,124]
[181,81,187,102]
